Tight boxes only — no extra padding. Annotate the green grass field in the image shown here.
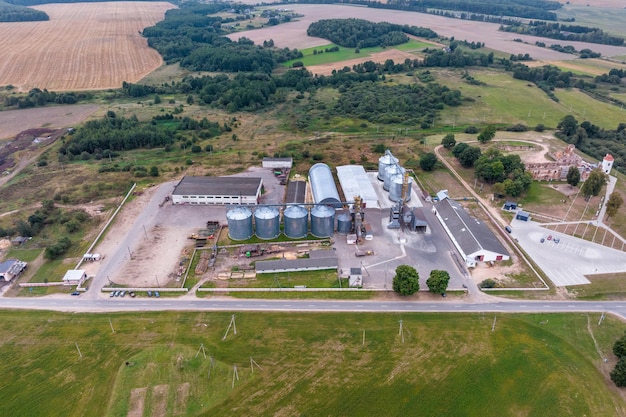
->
[432,68,626,129]
[557,5,626,38]
[282,39,431,68]
[0,311,623,417]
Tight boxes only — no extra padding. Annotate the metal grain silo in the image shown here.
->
[283,205,308,239]
[336,212,352,234]
[378,152,399,181]
[389,174,413,202]
[310,205,335,238]
[309,163,341,208]
[383,164,403,191]
[227,206,253,241]
[254,206,280,240]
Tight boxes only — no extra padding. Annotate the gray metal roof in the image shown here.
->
[309,163,341,207]
[436,198,509,257]
[336,165,379,208]
[308,249,336,259]
[0,259,19,274]
[263,157,293,162]
[286,180,306,204]
[255,257,338,273]
[172,176,262,197]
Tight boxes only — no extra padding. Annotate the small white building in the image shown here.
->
[62,270,87,286]
[602,154,614,175]
[349,267,363,287]
[171,176,263,205]
[262,157,292,169]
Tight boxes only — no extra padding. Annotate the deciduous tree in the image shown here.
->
[426,270,450,294]
[477,125,496,143]
[606,192,623,220]
[392,265,420,296]
[420,152,437,171]
[581,169,607,199]
[566,166,580,187]
[441,133,456,149]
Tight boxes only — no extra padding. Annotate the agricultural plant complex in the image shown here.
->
[1,0,626,415]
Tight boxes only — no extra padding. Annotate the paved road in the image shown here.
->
[1,297,625,319]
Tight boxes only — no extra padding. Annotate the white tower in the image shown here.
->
[602,154,614,175]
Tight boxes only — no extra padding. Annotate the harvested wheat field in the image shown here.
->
[0,2,175,92]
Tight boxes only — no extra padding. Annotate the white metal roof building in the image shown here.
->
[434,197,509,267]
[262,157,293,169]
[336,165,379,208]
[62,269,87,285]
[171,176,263,205]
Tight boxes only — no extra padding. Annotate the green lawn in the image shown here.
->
[557,5,626,38]
[229,269,346,288]
[568,273,626,300]
[0,311,623,417]
[3,247,42,262]
[282,39,430,68]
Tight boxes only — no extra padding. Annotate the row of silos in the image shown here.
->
[226,205,336,241]
[378,151,413,202]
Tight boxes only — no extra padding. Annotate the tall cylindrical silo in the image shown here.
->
[336,212,352,234]
[283,205,308,239]
[389,174,413,202]
[378,152,399,181]
[383,164,403,191]
[227,206,253,241]
[310,205,335,238]
[254,206,280,240]
[309,163,341,208]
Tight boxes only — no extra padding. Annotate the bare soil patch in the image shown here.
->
[0,104,100,140]
[0,2,175,91]
[127,387,147,417]
[0,128,64,173]
[151,384,169,417]
[307,49,419,76]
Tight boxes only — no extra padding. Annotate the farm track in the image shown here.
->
[0,2,175,91]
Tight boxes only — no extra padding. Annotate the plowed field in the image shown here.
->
[0,2,175,92]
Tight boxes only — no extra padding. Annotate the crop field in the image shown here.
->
[0,2,175,92]
[0,311,623,417]
[558,5,626,37]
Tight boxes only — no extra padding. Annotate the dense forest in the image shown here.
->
[296,0,561,20]
[501,22,625,46]
[142,4,302,73]
[307,19,437,48]
[0,1,47,22]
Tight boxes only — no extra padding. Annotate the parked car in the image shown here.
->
[554,237,560,244]
[155,291,160,298]
[547,235,552,241]
[129,291,136,298]
[147,291,152,297]
[505,226,512,233]
[114,290,120,297]
[120,291,126,297]
[70,291,80,296]
[109,291,115,298]
[540,238,545,243]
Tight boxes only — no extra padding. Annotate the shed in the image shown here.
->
[171,176,263,205]
[336,165,379,208]
[0,259,27,281]
[503,201,517,211]
[62,269,87,285]
[262,157,293,169]
[11,236,30,246]
[434,198,510,267]
[516,210,531,222]
[349,267,363,287]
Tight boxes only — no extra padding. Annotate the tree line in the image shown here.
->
[306,18,436,49]
[0,3,48,22]
[4,88,89,108]
[501,22,624,46]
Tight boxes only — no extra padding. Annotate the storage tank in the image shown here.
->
[336,212,352,234]
[383,164,403,191]
[227,206,253,240]
[254,206,280,240]
[389,174,413,202]
[309,163,341,208]
[310,205,335,238]
[283,205,309,239]
[378,152,399,181]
